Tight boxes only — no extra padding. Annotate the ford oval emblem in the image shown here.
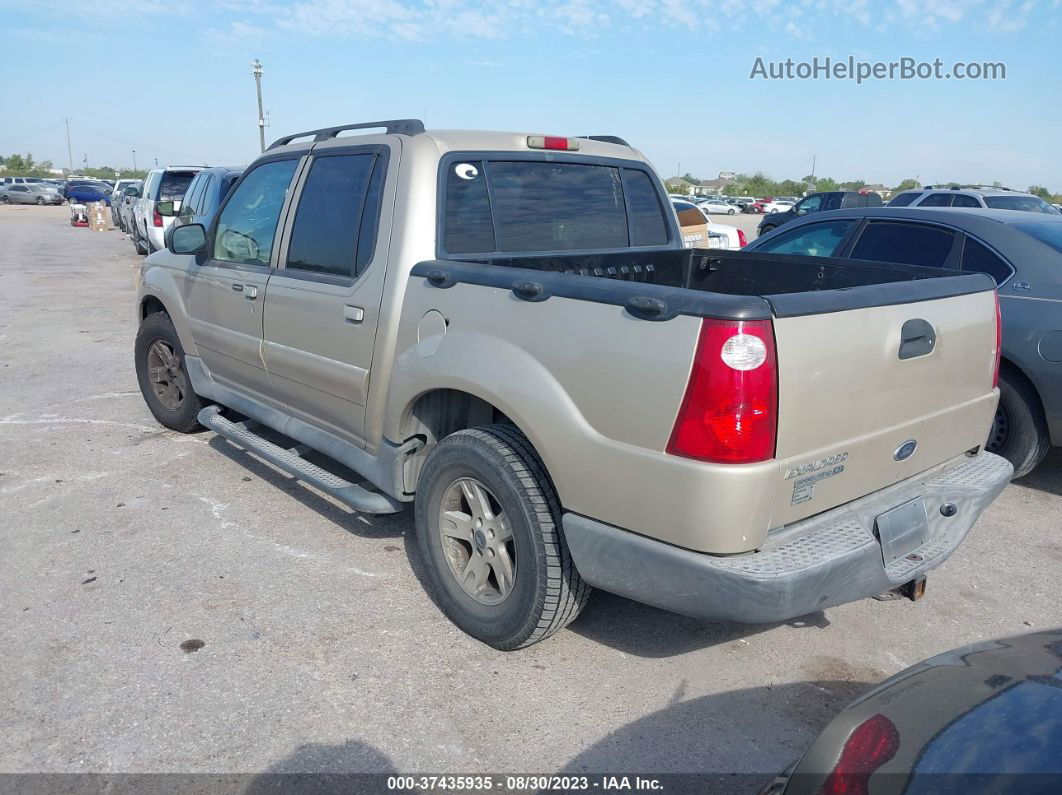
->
[894,440,918,461]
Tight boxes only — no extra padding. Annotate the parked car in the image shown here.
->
[63,183,111,205]
[117,182,142,232]
[110,179,141,226]
[758,190,883,235]
[135,121,1008,650]
[744,199,767,214]
[0,184,63,205]
[748,206,1062,476]
[62,179,110,199]
[1,176,47,187]
[763,629,1062,794]
[130,167,203,254]
[672,198,746,248]
[889,186,1061,214]
[697,197,737,215]
[158,166,243,235]
[762,199,795,214]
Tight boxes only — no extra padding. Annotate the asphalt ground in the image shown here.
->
[2,204,1059,790]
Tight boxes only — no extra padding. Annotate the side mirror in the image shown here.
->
[124,187,140,197]
[169,223,207,255]
[156,200,176,217]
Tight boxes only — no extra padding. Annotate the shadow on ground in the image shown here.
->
[244,739,397,794]
[1012,447,1062,497]
[569,590,831,658]
[558,679,876,794]
[208,435,409,539]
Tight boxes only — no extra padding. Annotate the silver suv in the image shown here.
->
[130,167,202,254]
[888,185,1060,214]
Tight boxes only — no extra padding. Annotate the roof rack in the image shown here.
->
[578,135,630,146]
[268,119,425,150]
[923,184,1014,192]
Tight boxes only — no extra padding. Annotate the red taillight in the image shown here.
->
[992,291,1002,389]
[667,318,778,464]
[737,228,748,248]
[821,713,900,795]
[153,207,163,227]
[526,135,580,151]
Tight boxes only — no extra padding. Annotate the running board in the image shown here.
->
[198,405,403,514]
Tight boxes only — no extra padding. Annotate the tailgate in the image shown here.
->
[769,289,998,528]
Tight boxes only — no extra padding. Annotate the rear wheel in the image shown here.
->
[132,222,148,255]
[760,225,776,235]
[987,372,1050,478]
[36,196,45,205]
[415,425,590,650]
[134,312,204,433]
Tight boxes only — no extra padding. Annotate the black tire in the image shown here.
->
[134,312,204,433]
[36,196,45,205]
[760,225,775,235]
[0,195,8,204]
[132,223,148,255]
[987,372,1050,478]
[415,424,590,650]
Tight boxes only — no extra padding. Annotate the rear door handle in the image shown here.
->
[344,305,364,324]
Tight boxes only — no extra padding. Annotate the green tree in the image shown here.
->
[894,178,920,192]
[839,179,867,191]
[1028,185,1052,200]
[4,153,26,172]
[815,177,840,192]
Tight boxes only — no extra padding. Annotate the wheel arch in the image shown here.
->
[999,355,1048,422]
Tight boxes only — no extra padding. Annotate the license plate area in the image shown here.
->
[875,498,930,564]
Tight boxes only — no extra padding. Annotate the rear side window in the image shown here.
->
[952,194,981,208]
[159,171,197,201]
[984,195,1058,214]
[754,220,853,257]
[918,192,953,207]
[286,152,383,279]
[442,159,671,255]
[182,175,206,214]
[961,237,1013,284]
[850,222,956,268]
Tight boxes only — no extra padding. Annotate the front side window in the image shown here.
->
[850,222,956,268]
[795,194,822,215]
[286,152,382,278]
[442,159,670,255]
[918,192,953,207]
[754,220,853,257]
[213,159,297,266]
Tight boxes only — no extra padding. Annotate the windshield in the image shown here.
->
[1014,221,1062,253]
[984,195,1059,214]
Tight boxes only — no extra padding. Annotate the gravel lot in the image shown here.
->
[2,205,1059,787]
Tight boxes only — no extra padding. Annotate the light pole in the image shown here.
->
[132,149,137,170]
[252,59,266,153]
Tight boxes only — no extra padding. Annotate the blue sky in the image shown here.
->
[1,0,1060,190]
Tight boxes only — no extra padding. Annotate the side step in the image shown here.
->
[198,405,403,514]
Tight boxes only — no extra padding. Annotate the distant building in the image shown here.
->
[664,176,698,195]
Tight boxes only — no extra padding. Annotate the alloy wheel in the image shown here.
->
[437,477,516,605]
[146,339,186,411]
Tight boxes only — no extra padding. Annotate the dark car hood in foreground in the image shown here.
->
[780,630,1062,794]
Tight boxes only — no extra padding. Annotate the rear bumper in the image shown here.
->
[563,452,1012,623]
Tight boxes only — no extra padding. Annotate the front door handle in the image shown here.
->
[344,305,364,324]
[245,285,258,300]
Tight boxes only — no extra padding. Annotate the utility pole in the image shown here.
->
[252,59,266,153]
[811,154,816,180]
[132,150,137,170]
[65,117,74,174]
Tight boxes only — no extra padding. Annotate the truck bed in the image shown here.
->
[411,248,994,322]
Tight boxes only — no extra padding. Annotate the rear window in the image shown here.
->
[1014,221,1062,253]
[984,195,1059,214]
[442,159,670,255]
[158,171,198,201]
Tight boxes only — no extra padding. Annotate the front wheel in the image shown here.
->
[727,208,736,215]
[987,373,1050,478]
[134,312,204,433]
[36,196,46,205]
[415,425,590,650]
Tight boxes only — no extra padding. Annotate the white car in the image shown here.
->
[670,199,746,249]
[697,198,737,215]
[762,199,795,214]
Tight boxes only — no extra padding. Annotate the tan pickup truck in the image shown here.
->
[135,121,1011,649]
